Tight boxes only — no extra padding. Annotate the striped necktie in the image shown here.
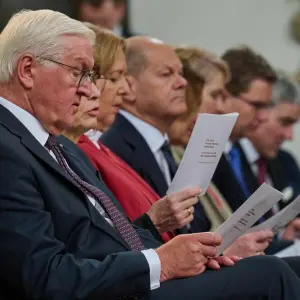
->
[45,135,145,251]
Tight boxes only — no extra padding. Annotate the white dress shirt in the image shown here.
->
[84,129,102,150]
[120,110,172,185]
[239,138,273,186]
[0,97,161,290]
[239,138,279,213]
[224,140,233,157]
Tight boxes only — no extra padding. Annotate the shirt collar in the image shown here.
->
[84,129,102,143]
[120,109,168,153]
[239,138,260,164]
[113,25,123,37]
[0,97,49,146]
[224,140,233,155]
[84,129,102,150]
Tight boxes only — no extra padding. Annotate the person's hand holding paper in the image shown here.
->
[215,183,283,255]
[224,230,274,258]
[156,232,239,281]
[248,194,300,239]
[147,188,200,232]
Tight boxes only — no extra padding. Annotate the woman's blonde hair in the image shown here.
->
[85,23,125,76]
[175,46,230,117]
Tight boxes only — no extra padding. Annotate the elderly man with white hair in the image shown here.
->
[1,9,300,300]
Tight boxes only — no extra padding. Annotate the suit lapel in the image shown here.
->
[55,140,132,249]
[213,154,245,211]
[0,105,75,186]
[268,158,286,191]
[117,115,169,197]
[0,106,130,250]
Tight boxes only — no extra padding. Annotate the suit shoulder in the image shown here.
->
[101,127,125,148]
[278,149,298,163]
[0,125,27,158]
[57,135,97,170]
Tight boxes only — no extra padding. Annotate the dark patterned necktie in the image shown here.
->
[257,157,267,185]
[161,141,178,179]
[45,135,145,251]
[257,157,275,219]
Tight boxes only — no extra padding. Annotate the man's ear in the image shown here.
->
[123,75,137,103]
[17,54,36,89]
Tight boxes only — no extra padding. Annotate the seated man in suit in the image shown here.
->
[1,9,300,300]
[212,46,277,212]
[101,36,213,233]
[212,47,295,253]
[239,71,300,240]
[101,36,189,197]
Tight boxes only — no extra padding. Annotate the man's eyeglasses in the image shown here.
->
[37,57,101,88]
[238,95,272,110]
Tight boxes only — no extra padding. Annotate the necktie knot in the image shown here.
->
[45,134,56,151]
[160,140,171,153]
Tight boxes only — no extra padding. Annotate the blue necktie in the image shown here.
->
[229,146,271,226]
[228,145,251,198]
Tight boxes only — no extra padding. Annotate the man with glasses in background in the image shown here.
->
[212,46,295,254]
[212,45,276,212]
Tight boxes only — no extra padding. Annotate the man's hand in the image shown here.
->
[223,230,274,258]
[155,232,222,282]
[147,188,200,232]
[282,218,300,240]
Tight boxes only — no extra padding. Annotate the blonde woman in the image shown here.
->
[64,25,198,242]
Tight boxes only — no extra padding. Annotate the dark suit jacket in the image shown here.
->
[212,154,246,212]
[101,114,168,198]
[274,150,300,205]
[237,143,300,208]
[0,104,162,300]
[101,114,211,233]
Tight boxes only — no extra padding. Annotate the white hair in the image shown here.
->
[0,9,96,82]
[272,70,300,106]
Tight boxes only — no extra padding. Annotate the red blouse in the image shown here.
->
[77,134,174,242]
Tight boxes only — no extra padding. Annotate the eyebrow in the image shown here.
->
[157,65,183,72]
[73,57,93,69]
[107,69,123,75]
[279,116,298,122]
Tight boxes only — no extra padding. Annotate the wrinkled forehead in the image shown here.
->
[146,45,182,70]
[60,35,94,68]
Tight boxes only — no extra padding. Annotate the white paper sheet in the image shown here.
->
[215,183,283,255]
[247,194,300,235]
[275,240,300,257]
[167,113,238,195]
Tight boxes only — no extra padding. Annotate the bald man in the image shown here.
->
[101,37,188,195]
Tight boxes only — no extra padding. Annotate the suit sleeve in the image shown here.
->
[0,146,151,300]
[133,214,164,243]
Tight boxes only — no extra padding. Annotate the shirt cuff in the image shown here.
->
[141,249,161,290]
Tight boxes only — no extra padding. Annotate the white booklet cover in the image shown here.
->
[215,183,283,255]
[167,113,238,195]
